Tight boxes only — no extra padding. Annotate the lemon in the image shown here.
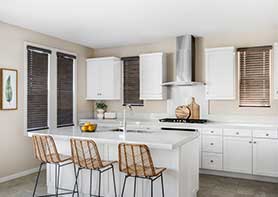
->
[81,125,88,131]
[84,122,91,126]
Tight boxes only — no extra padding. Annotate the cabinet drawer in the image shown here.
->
[253,130,278,139]
[223,129,252,137]
[202,136,223,153]
[202,128,222,136]
[202,152,223,170]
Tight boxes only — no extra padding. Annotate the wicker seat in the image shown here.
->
[70,138,117,197]
[31,135,77,197]
[118,143,166,197]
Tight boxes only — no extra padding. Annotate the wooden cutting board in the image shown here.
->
[175,105,191,119]
[187,97,200,119]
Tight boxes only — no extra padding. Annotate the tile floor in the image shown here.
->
[0,171,277,197]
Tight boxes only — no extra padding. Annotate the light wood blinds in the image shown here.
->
[238,46,272,107]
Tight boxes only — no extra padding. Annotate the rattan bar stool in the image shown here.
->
[118,143,166,197]
[70,138,117,197]
[31,135,78,197]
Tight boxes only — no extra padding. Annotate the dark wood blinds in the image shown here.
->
[57,52,75,127]
[27,46,50,131]
[238,46,272,107]
[122,56,143,106]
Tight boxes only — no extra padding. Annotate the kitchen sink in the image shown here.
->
[108,128,151,133]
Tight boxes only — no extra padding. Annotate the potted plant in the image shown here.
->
[96,102,107,119]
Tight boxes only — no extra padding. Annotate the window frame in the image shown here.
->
[237,46,272,108]
[24,42,77,135]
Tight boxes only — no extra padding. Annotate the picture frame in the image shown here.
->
[0,68,18,110]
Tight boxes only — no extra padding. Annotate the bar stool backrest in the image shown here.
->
[118,143,156,177]
[32,135,61,163]
[70,138,103,169]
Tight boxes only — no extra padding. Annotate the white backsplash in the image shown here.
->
[166,85,208,118]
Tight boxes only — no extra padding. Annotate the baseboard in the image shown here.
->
[200,169,278,183]
[0,165,46,184]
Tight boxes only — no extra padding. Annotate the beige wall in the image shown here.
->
[0,21,93,178]
[94,30,278,116]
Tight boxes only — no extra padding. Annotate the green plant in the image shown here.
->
[5,75,13,103]
[96,102,107,110]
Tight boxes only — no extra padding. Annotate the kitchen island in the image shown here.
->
[28,126,200,197]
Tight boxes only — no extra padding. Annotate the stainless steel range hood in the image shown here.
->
[162,35,204,86]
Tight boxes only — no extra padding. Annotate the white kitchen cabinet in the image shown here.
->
[253,138,278,177]
[139,52,167,100]
[86,57,121,100]
[205,47,236,100]
[273,43,278,99]
[223,137,252,174]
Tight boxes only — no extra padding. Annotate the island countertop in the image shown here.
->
[27,126,199,150]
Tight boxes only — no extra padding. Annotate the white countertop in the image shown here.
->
[28,126,199,150]
[80,118,278,130]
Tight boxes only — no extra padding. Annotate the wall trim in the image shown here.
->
[0,166,45,184]
[200,169,278,183]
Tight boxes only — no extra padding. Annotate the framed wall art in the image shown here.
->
[0,68,18,110]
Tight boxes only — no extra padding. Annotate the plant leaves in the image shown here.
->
[5,75,13,103]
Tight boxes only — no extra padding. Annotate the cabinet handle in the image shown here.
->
[210,131,214,134]
[249,141,252,144]
[210,160,214,163]
[254,141,257,144]
[236,132,239,135]
[210,143,214,146]
[266,133,269,136]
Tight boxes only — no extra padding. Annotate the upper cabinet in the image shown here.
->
[273,43,278,99]
[205,47,236,100]
[86,57,121,100]
[139,52,167,100]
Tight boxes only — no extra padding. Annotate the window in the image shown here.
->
[238,46,272,107]
[122,56,143,106]
[25,43,76,132]
[57,52,76,127]
[27,46,51,131]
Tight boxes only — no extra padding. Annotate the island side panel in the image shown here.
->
[178,137,200,197]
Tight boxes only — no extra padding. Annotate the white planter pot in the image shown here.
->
[96,109,105,119]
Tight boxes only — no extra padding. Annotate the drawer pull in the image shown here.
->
[254,141,257,144]
[249,141,252,144]
[266,133,269,136]
[210,160,214,163]
[210,143,214,146]
[210,131,214,134]
[236,132,239,135]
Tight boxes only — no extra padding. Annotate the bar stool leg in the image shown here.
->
[72,165,80,197]
[111,165,117,197]
[32,163,44,197]
[98,170,101,197]
[55,164,61,197]
[150,179,153,197]
[90,169,93,196]
[121,176,128,197]
[161,174,165,197]
[133,177,137,197]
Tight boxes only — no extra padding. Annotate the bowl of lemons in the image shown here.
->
[81,122,97,132]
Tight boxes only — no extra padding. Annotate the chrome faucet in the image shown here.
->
[120,104,133,139]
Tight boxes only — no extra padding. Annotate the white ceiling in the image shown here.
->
[0,0,277,48]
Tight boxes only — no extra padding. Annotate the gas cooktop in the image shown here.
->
[159,118,208,124]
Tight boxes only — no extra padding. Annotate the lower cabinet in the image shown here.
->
[253,138,278,177]
[202,152,223,170]
[223,137,252,174]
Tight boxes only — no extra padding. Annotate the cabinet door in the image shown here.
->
[253,138,278,177]
[223,137,252,174]
[273,43,278,99]
[140,53,166,100]
[205,47,235,100]
[98,59,117,99]
[87,61,100,99]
